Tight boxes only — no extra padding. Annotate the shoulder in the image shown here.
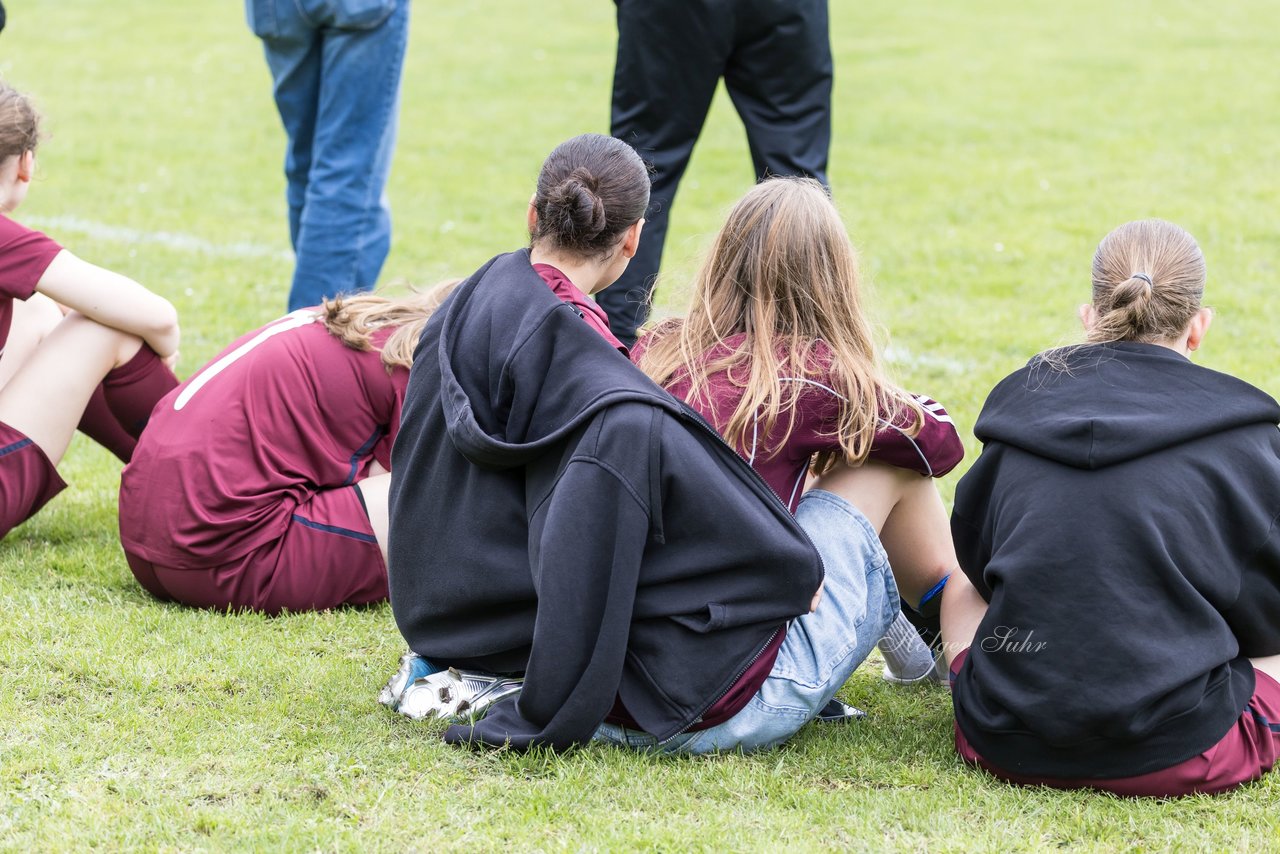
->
[0,214,62,290]
[0,213,58,250]
[873,389,964,476]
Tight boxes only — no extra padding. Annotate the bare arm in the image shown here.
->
[35,249,180,358]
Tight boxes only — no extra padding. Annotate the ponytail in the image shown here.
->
[1086,220,1205,344]
[320,279,460,371]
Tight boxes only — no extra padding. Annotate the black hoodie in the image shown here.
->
[387,250,823,751]
[951,342,1280,778]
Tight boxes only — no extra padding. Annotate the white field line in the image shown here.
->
[25,215,294,262]
[883,346,974,375]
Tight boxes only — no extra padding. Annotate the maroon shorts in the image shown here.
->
[951,649,1280,797]
[125,485,386,614]
[0,421,67,538]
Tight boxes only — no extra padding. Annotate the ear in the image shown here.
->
[526,193,538,234]
[16,150,34,183]
[1078,303,1097,332]
[620,218,645,260]
[1185,307,1213,352]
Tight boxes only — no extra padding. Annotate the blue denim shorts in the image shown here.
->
[594,488,899,754]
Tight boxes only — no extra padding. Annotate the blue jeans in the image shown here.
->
[245,0,410,311]
[594,489,898,754]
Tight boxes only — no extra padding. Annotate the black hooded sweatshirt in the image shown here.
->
[387,250,823,751]
[951,342,1280,779]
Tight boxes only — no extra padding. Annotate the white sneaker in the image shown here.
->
[880,652,947,686]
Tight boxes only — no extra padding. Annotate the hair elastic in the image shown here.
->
[1131,272,1154,286]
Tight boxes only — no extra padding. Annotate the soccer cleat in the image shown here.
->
[396,668,523,723]
[378,651,442,711]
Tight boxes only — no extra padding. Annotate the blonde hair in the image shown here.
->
[320,279,461,371]
[637,178,921,473]
[0,80,41,161]
[1087,219,1205,344]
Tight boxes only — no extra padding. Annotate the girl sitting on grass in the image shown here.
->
[943,219,1280,797]
[594,176,965,751]
[118,284,454,614]
[636,177,965,688]
[0,80,179,539]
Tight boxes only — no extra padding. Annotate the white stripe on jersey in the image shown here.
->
[779,377,935,477]
[173,310,319,411]
[914,394,955,425]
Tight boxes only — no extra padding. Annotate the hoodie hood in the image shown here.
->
[976,342,1280,469]
[435,250,678,468]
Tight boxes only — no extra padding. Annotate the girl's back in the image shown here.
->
[647,332,961,511]
[953,342,1280,776]
[120,312,405,567]
[636,178,962,509]
[947,218,1280,797]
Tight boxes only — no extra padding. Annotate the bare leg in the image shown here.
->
[0,292,63,389]
[940,570,989,667]
[1251,655,1280,685]
[356,471,392,562]
[0,312,142,465]
[812,462,956,606]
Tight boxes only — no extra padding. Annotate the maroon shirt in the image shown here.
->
[639,334,964,511]
[120,312,407,568]
[0,214,62,356]
[628,332,964,730]
[532,263,627,354]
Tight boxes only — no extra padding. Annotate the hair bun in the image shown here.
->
[546,168,607,244]
[1112,273,1154,308]
[530,134,650,256]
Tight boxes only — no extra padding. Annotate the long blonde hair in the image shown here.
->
[320,279,460,371]
[637,178,921,473]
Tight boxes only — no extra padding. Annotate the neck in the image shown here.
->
[529,245,612,296]
[1159,336,1193,358]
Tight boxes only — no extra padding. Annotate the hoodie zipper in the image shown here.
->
[655,402,825,744]
[658,624,781,744]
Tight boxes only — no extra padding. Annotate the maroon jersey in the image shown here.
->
[533,263,627,353]
[120,310,407,568]
[0,214,62,355]
[638,333,964,511]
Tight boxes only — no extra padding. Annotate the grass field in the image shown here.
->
[3,0,1280,850]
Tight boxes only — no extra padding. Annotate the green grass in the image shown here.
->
[3,0,1280,849]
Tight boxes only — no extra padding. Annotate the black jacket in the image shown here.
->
[388,250,823,751]
[952,342,1280,778]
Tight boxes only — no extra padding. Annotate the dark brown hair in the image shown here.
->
[530,134,649,258]
[0,81,41,161]
[1087,219,1205,344]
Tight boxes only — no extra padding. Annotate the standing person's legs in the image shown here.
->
[249,0,322,262]
[288,0,408,311]
[0,313,145,537]
[724,0,832,185]
[602,0,730,347]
